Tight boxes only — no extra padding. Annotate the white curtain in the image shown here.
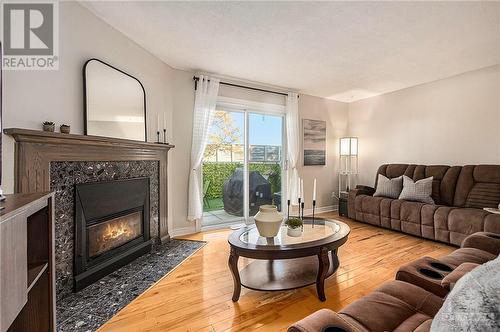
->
[286,92,300,204]
[188,75,220,221]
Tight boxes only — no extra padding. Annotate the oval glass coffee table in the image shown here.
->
[228,217,350,302]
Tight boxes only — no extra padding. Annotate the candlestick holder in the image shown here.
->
[312,200,316,227]
[298,198,302,220]
[287,199,290,221]
[301,202,305,220]
[163,129,167,144]
[156,131,160,143]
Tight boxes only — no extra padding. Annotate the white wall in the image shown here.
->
[348,64,500,186]
[298,95,349,211]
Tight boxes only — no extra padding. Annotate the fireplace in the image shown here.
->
[74,177,152,291]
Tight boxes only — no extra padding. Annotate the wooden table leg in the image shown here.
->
[228,248,241,302]
[316,247,330,301]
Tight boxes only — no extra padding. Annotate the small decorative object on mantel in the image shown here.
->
[42,121,55,132]
[60,124,70,134]
[285,217,303,237]
[254,205,283,237]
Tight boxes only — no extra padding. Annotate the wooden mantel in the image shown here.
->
[4,128,174,241]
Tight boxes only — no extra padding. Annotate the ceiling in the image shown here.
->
[81,1,500,102]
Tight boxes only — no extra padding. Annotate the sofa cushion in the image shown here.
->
[374,174,403,199]
[400,201,425,237]
[393,314,433,332]
[421,204,440,240]
[448,208,489,245]
[340,281,443,332]
[484,213,500,234]
[439,248,496,268]
[399,176,434,204]
[390,199,404,231]
[380,198,393,229]
[461,231,500,255]
[441,262,480,291]
[355,195,384,226]
[454,165,500,208]
[434,206,456,244]
[413,165,461,206]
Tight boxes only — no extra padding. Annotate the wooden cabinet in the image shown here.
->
[0,211,27,331]
[0,193,55,332]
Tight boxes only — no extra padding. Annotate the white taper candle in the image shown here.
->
[300,179,304,201]
[313,178,317,201]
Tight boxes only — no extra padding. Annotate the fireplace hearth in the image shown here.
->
[74,177,152,291]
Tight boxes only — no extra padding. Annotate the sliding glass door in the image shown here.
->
[248,113,283,217]
[202,106,284,227]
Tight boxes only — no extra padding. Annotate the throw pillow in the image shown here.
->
[373,174,403,199]
[398,175,434,204]
[431,256,500,332]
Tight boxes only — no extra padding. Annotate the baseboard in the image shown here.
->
[201,221,246,232]
[169,225,198,237]
[303,205,338,216]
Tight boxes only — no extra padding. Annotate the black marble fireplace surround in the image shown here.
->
[50,161,159,300]
[74,177,152,291]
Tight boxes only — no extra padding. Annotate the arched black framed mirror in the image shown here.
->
[83,59,147,141]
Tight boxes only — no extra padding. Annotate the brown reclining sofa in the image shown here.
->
[288,232,500,332]
[348,164,500,245]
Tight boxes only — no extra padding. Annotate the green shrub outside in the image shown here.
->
[202,162,282,199]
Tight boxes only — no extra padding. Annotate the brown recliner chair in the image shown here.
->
[395,232,499,297]
[348,164,500,246]
[288,280,443,332]
[288,232,500,332]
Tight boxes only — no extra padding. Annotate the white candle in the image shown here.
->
[313,178,317,201]
[298,177,302,200]
[163,112,167,130]
[300,179,304,201]
[157,113,160,133]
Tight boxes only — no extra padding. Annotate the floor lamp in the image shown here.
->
[339,137,358,196]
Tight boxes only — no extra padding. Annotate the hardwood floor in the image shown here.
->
[98,213,454,332]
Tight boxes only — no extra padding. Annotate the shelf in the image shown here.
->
[27,262,49,292]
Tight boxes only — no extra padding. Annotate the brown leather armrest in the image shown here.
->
[461,232,500,256]
[287,309,365,332]
[355,185,375,195]
[441,262,479,291]
[347,186,375,219]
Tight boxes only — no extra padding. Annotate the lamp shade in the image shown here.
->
[340,137,358,156]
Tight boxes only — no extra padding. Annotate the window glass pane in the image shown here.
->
[248,113,283,216]
[202,110,245,225]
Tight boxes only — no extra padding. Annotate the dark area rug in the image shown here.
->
[57,239,205,332]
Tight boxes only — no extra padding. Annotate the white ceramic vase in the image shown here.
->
[287,226,302,237]
[254,205,283,237]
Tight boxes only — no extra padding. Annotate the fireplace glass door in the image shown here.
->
[87,211,143,258]
[74,177,151,291]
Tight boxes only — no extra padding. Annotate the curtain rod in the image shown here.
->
[193,76,295,98]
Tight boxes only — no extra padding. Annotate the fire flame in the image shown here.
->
[103,221,131,241]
